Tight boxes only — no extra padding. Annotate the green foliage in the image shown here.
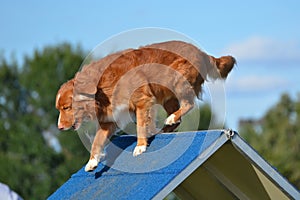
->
[0,43,88,199]
[240,93,300,189]
[180,103,223,131]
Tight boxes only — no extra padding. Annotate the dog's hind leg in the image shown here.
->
[164,86,195,127]
[162,98,181,132]
[164,99,194,126]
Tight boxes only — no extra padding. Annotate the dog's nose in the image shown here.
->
[58,124,64,130]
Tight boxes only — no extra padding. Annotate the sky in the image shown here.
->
[1,0,300,130]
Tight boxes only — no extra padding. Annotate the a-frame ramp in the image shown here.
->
[48,130,299,199]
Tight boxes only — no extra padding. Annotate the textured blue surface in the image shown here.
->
[48,130,222,200]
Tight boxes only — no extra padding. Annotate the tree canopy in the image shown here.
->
[239,93,300,189]
[0,43,88,199]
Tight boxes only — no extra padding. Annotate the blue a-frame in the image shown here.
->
[49,130,299,199]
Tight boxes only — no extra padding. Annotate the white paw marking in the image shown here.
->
[165,114,178,125]
[85,158,99,172]
[133,145,147,157]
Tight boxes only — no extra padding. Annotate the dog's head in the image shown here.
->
[56,77,99,131]
[55,79,79,130]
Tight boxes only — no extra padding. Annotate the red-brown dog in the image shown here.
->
[55,41,235,171]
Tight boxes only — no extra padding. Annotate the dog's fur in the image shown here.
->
[55,41,235,171]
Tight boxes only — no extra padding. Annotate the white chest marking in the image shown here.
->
[112,104,134,129]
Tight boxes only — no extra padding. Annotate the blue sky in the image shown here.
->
[1,0,300,130]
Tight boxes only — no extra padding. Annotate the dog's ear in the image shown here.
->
[74,69,98,95]
[214,56,236,78]
[59,79,74,90]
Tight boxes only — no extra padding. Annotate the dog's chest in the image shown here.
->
[105,104,135,129]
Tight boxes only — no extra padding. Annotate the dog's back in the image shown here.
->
[73,40,234,112]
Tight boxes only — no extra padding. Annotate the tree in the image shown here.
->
[0,43,89,199]
[0,58,55,198]
[239,93,300,189]
[21,43,89,198]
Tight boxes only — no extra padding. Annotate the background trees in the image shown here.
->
[0,44,88,199]
[239,93,300,189]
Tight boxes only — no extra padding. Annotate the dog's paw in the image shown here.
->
[84,158,99,172]
[133,145,147,157]
[84,153,106,172]
[165,114,180,125]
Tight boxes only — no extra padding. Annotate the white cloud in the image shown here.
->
[227,75,289,93]
[222,36,300,63]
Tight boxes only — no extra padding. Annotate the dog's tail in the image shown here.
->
[209,55,236,79]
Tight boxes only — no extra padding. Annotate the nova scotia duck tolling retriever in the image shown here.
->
[55,40,235,171]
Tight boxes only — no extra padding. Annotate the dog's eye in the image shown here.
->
[63,106,71,111]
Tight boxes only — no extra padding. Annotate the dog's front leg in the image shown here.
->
[133,107,148,156]
[85,122,115,172]
[133,101,157,156]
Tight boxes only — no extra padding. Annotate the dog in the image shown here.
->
[55,40,235,171]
